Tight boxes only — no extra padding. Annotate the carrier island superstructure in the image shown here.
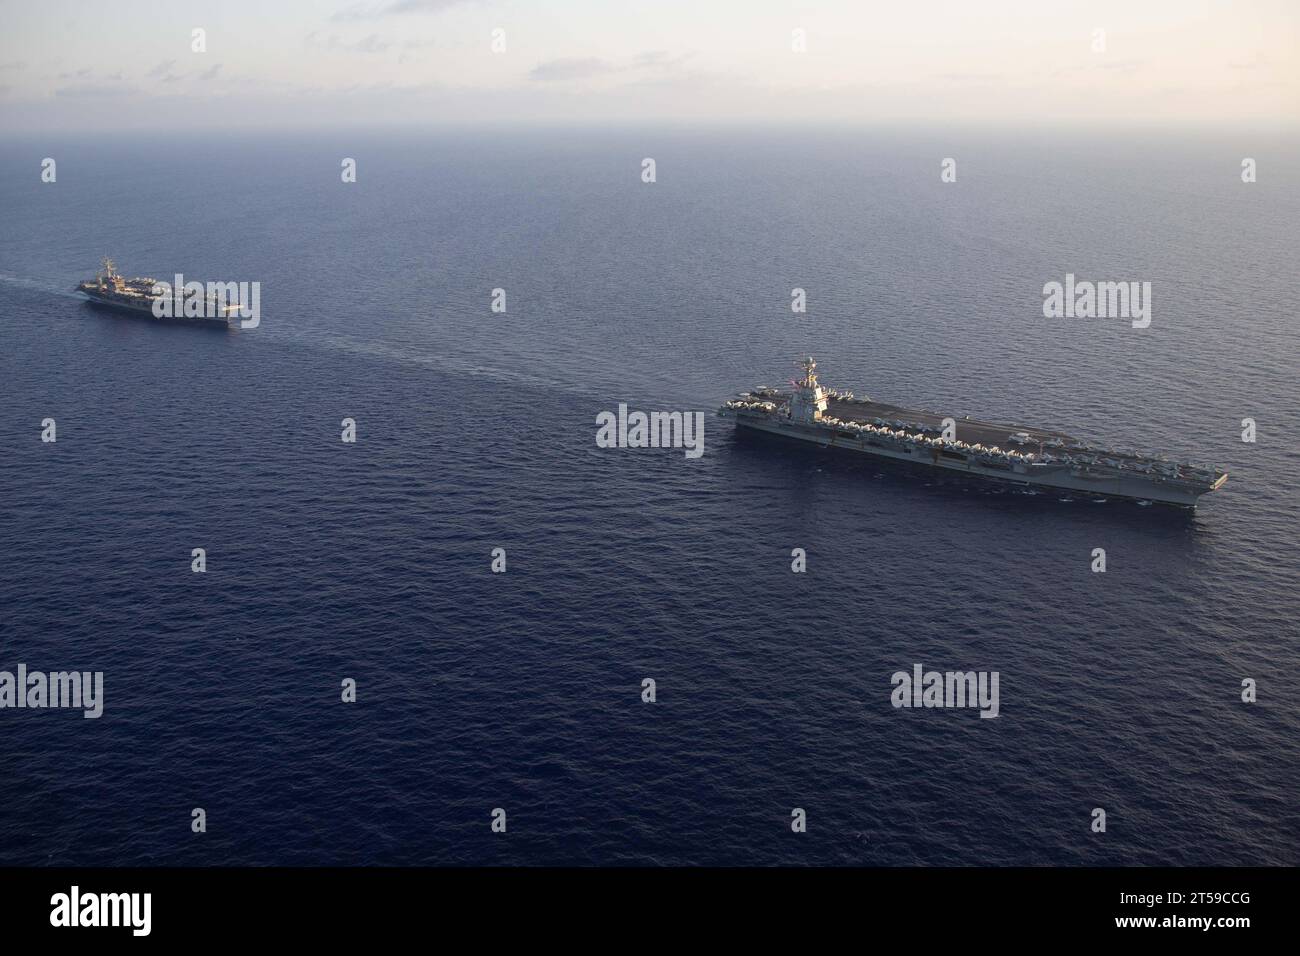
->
[718,358,1228,507]
[75,257,241,327]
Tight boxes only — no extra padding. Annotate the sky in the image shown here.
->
[0,0,1296,131]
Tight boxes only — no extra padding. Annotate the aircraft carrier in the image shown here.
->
[75,258,240,326]
[718,358,1228,507]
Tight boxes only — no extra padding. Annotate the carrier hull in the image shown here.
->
[733,414,1213,506]
[719,358,1227,509]
[79,288,232,326]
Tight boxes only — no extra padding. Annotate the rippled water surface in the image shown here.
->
[1,128,1297,865]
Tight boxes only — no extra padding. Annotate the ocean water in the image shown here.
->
[0,127,1296,866]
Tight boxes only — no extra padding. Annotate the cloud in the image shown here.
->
[631,51,693,72]
[332,0,470,20]
[306,31,394,54]
[146,60,183,83]
[350,34,392,54]
[529,51,695,84]
[197,63,223,81]
[1092,59,1143,73]
[939,72,1005,83]
[387,0,470,11]
[529,57,617,82]
[54,81,138,97]
[397,38,438,63]
[53,69,135,96]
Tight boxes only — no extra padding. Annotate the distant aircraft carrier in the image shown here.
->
[718,358,1228,507]
[75,257,239,327]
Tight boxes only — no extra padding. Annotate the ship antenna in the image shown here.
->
[101,256,116,278]
[796,355,817,387]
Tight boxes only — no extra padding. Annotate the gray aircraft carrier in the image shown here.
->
[718,358,1228,507]
[75,257,239,326]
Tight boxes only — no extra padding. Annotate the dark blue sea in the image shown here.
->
[1,127,1297,866]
